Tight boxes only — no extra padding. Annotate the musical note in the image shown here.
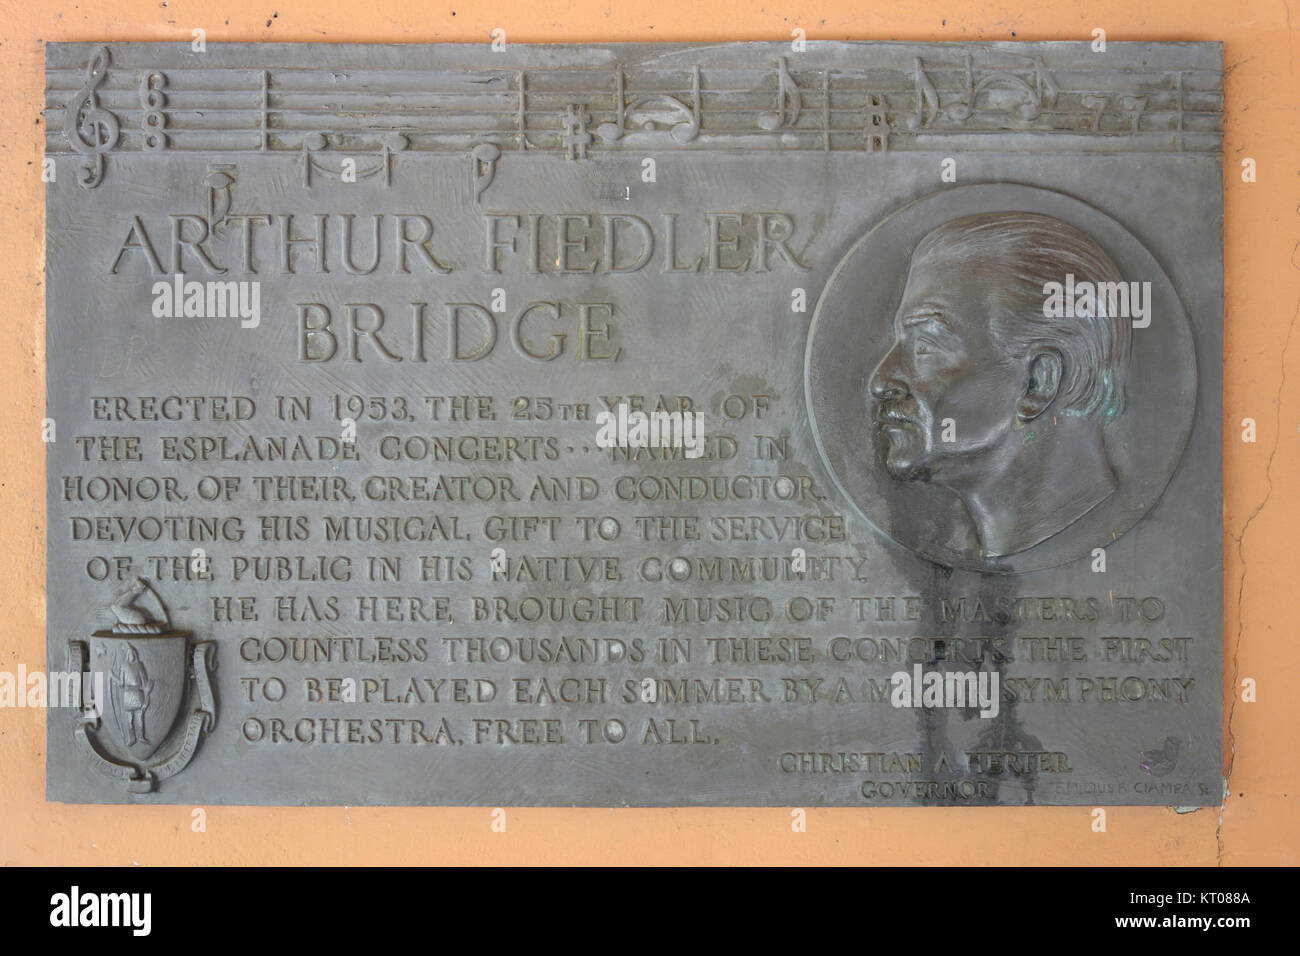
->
[993,72,1044,122]
[597,67,700,145]
[955,57,1045,124]
[203,164,236,234]
[758,57,802,131]
[944,55,975,123]
[904,57,940,130]
[471,143,502,202]
[595,68,627,143]
[63,46,120,188]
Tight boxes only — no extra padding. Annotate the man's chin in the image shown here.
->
[882,449,931,482]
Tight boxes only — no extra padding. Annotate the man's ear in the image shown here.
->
[1017,349,1062,422]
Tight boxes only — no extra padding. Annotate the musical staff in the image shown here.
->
[44,43,1225,187]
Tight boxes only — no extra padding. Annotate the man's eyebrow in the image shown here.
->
[900,307,951,329]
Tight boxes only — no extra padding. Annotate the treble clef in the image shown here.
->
[63,46,120,188]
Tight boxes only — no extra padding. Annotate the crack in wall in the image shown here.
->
[1220,271,1300,864]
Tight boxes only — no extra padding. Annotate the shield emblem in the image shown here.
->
[88,630,188,763]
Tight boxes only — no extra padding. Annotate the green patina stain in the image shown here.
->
[1064,371,1123,426]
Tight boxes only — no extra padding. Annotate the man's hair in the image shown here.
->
[911,211,1131,423]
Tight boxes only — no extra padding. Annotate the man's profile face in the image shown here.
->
[868,250,1029,483]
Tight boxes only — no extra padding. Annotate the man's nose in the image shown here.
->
[869,346,909,401]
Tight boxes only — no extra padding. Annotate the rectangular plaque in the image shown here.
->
[44,40,1223,805]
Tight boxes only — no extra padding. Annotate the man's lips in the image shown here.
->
[874,410,918,430]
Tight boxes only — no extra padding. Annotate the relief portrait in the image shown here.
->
[805,185,1197,573]
[868,212,1130,559]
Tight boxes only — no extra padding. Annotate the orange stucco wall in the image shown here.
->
[1,0,1295,865]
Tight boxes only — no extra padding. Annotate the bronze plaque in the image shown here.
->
[44,41,1223,805]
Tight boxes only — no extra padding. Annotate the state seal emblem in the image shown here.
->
[66,579,216,792]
